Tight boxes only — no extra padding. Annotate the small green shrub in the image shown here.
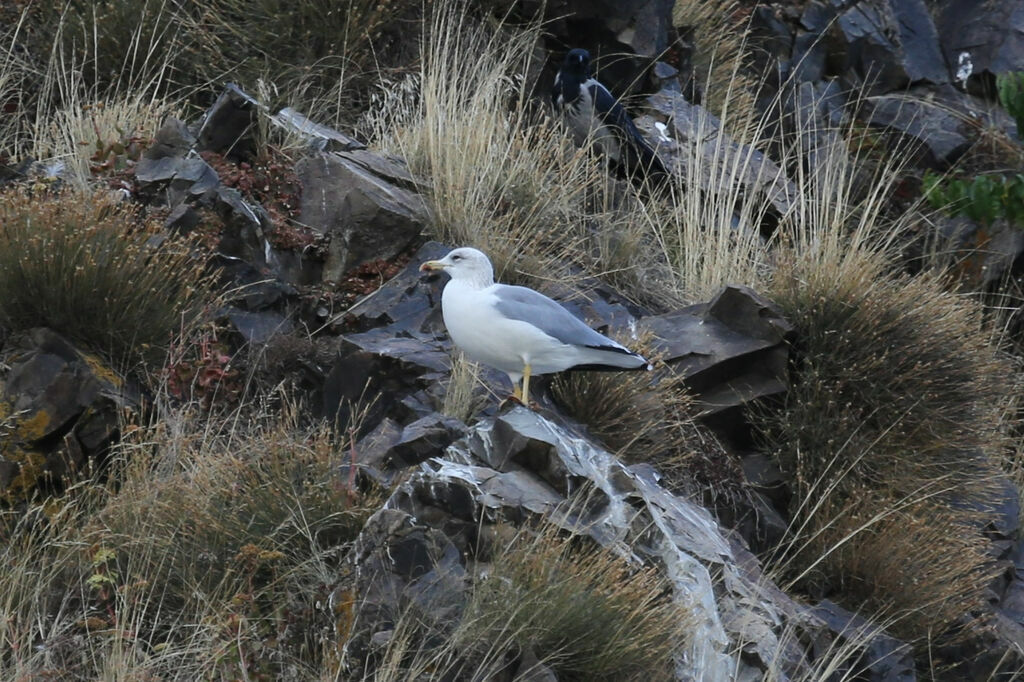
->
[923,170,1024,226]
[0,188,210,368]
[997,71,1024,137]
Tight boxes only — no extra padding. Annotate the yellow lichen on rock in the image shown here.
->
[3,446,48,501]
[82,350,123,388]
[16,410,52,443]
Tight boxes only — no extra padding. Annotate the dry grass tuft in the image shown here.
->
[756,243,1010,643]
[369,521,689,681]
[0,188,211,369]
[549,334,724,481]
[0,405,378,680]
[455,523,687,680]
[763,248,1010,492]
[441,350,487,423]
[672,0,760,137]
[368,3,662,297]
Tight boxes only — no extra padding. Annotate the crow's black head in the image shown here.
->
[561,48,591,78]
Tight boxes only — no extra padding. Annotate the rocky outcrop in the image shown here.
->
[0,328,139,505]
[637,90,798,218]
[296,152,430,283]
[340,405,916,680]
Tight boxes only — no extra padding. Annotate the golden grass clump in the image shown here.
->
[363,522,687,681]
[764,249,1010,493]
[369,3,660,295]
[756,245,1011,643]
[454,523,687,681]
[672,0,760,137]
[549,334,730,481]
[0,188,210,368]
[0,407,378,680]
[811,495,998,645]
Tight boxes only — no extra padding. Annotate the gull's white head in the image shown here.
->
[420,247,495,288]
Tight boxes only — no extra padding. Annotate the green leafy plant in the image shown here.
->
[997,71,1024,137]
[923,170,1024,226]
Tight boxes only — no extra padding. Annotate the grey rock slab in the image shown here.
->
[830,0,948,91]
[639,91,798,216]
[296,152,430,282]
[640,285,791,414]
[866,92,971,168]
[938,0,1024,82]
[432,406,794,680]
[271,107,365,152]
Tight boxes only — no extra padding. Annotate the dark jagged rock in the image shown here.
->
[638,90,798,217]
[144,117,197,161]
[341,507,469,678]
[196,83,258,159]
[297,152,430,283]
[937,0,1024,89]
[0,329,139,504]
[829,0,948,93]
[539,0,675,59]
[641,285,792,418]
[808,600,916,682]
[339,404,916,680]
[753,0,948,94]
[866,90,972,168]
[271,107,365,152]
[222,307,293,345]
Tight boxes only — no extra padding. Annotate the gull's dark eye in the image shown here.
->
[451,254,462,261]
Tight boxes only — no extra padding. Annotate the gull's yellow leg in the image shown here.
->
[521,364,532,405]
[512,382,523,402]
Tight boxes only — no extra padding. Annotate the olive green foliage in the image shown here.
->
[997,70,1024,137]
[920,71,1024,230]
[923,170,1024,226]
[0,189,209,368]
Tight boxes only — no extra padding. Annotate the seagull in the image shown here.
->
[420,247,650,404]
[552,48,668,180]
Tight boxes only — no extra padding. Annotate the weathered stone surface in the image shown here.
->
[144,117,196,160]
[271,107,365,152]
[196,83,257,158]
[339,404,913,680]
[539,0,675,58]
[0,329,139,503]
[638,90,798,217]
[353,412,467,476]
[342,507,469,677]
[938,0,1024,87]
[223,307,293,344]
[297,152,430,282]
[866,91,972,168]
[641,285,792,416]
[808,600,916,682]
[829,0,948,92]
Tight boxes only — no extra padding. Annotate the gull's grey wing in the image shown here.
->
[493,285,633,353]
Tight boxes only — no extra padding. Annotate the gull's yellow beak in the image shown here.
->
[419,259,445,272]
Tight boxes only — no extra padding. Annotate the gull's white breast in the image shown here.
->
[441,282,582,378]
